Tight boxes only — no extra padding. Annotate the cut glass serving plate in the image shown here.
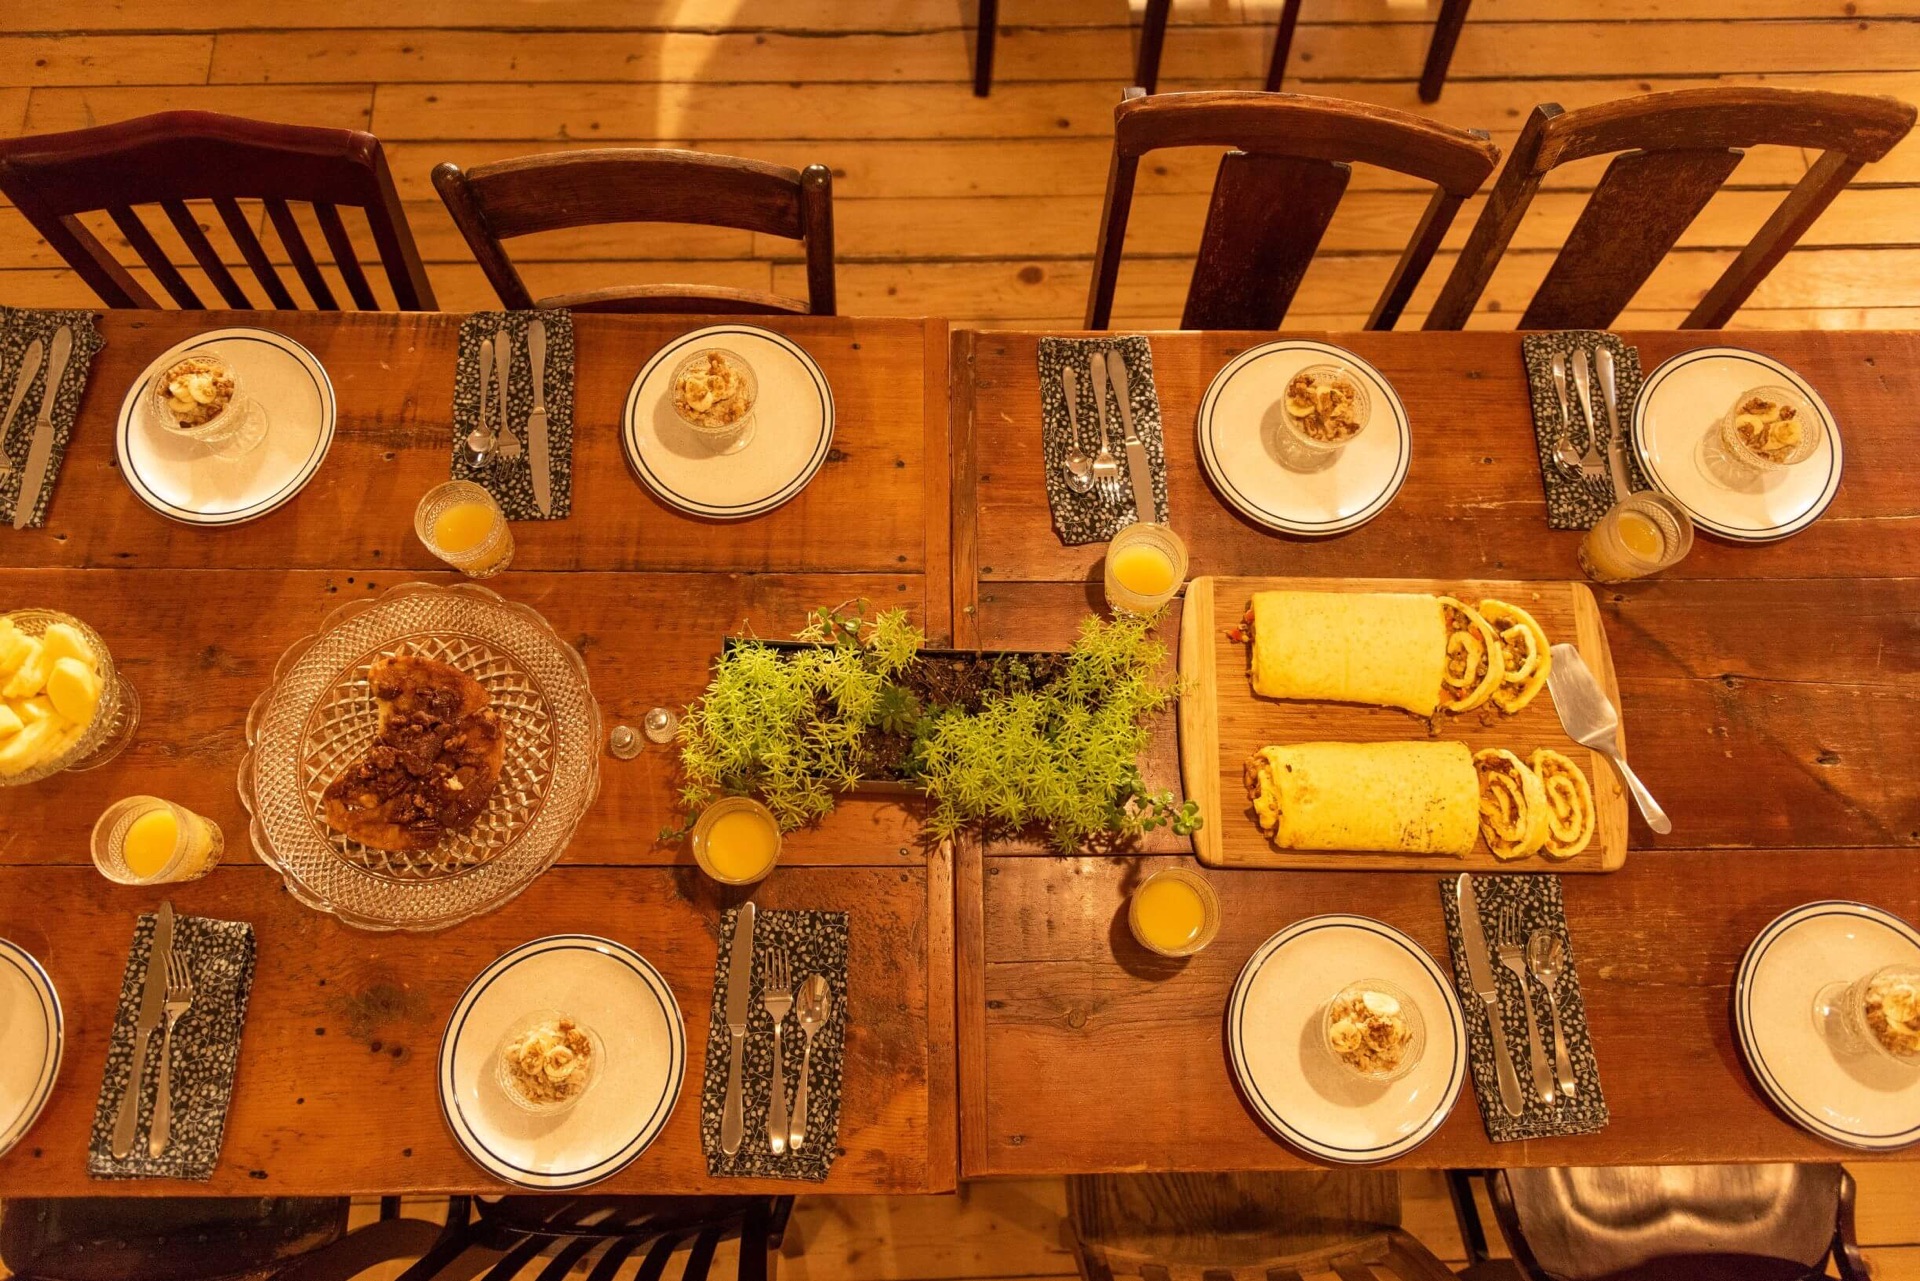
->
[239,582,601,932]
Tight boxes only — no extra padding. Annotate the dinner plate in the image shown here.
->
[622,324,834,520]
[1735,901,1920,1151]
[116,327,336,526]
[1228,914,1465,1163]
[1632,346,1841,542]
[0,939,62,1161]
[440,935,685,1189]
[1196,340,1411,537]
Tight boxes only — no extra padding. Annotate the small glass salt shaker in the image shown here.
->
[643,707,679,744]
[607,726,643,760]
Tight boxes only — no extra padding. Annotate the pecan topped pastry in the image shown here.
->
[157,355,236,429]
[321,653,506,852]
[1283,367,1367,444]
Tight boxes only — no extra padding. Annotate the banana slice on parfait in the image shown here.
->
[1479,599,1552,714]
[1530,748,1595,860]
[1436,596,1504,714]
[1474,748,1548,860]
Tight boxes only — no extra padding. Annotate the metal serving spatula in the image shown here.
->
[1547,642,1670,834]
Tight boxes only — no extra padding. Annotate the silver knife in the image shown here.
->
[494,327,521,460]
[1594,347,1634,499]
[14,326,71,530]
[112,899,175,1158]
[1106,347,1157,524]
[0,338,43,478]
[526,319,551,516]
[720,901,756,1156]
[1456,874,1526,1117]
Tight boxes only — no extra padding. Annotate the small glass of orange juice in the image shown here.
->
[415,481,514,579]
[91,795,223,886]
[1104,522,1188,616]
[691,797,783,886]
[1128,866,1219,958]
[1578,491,1693,584]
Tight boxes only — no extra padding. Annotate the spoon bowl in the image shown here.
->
[791,973,833,1150]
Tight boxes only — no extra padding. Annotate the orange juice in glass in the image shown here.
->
[692,797,783,886]
[1128,867,1219,958]
[1104,523,1188,616]
[416,481,514,578]
[92,795,223,885]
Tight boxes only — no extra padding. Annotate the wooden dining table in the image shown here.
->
[950,327,1920,1176]
[0,310,955,1196]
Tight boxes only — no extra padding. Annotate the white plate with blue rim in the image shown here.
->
[115,327,336,527]
[1228,914,1465,1164]
[1196,339,1411,537]
[439,934,685,1189]
[622,324,834,521]
[1735,901,1920,1151]
[0,938,62,1160]
[1632,346,1841,543]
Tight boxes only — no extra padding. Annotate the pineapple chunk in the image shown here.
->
[39,622,93,671]
[0,718,57,775]
[46,656,101,724]
[0,620,31,679]
[16,696,52,724]
[0,702,20,740]
[2,639,48,699]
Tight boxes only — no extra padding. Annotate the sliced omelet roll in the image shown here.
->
[1474,748,1549,860]
[1479,599,1552,714]
[1249,591,1449,717]
[1530,748,1595,860]
[1244,741,1480,856]
[1436,596,1504,714]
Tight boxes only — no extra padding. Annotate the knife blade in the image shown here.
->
[720,900,756,1156]
[526,318,552,516]
[1106,348,1157,524]
[1594,347,1634,500]
[1456,874,1526,1117]
[0,338,44,477]
[14,326,71,530]
[112,899,175,1158]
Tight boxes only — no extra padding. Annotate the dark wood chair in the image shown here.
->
[1447,1164,1869,1281]
[1086,90,1500,330]
[0,1196,360,1280]
[1068,1171,1461,1281]
[1424,87,1917,331]
[973,1,1472,103]
[432,148,836,315]
[0,110,435,311]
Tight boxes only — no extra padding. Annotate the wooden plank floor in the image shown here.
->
[2,0,1918,326]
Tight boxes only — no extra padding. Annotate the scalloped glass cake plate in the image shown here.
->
[239,582,601,932]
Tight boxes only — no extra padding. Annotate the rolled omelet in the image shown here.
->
[1475,748,1549,860]
[1244,741,1480,856]
[1249,591,1449,717]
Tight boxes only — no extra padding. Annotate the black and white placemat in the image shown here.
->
[449,311,574,520]
[1439,875,1608,1142]
[1521,332,1652,530]
[88,911,256,1181]
[701,905,848,1181]
[0,307,105,529]
[1038,336,1169,545]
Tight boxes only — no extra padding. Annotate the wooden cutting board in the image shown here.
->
[1178,576,1627,873]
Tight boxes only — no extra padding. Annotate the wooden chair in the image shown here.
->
[1447,1165,1869,1281]
[432,148,836,315]
[0,1196,349,1280]
[1425,87,1917,331]
[0,110,435,311]
[1086,90,1501,330]
[973,1,1473,103]
[1068,1171,1461,1281]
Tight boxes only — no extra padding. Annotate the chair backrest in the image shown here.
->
[1426,87,1917,330]
[432,148,836,315]
[1085,90,1501,331]
[0,111,434,311]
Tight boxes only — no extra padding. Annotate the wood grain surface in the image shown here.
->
[952,324,1920,1177]
[0,309,954,1197]
[1178,575,1626,873]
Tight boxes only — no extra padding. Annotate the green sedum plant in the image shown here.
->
[667,603,1201,850]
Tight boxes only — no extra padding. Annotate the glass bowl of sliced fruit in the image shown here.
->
[0,609,139,786]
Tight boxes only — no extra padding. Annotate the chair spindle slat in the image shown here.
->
[214,197,297,309]
[265,198,339,310]
[107,204,202,308]
[160,199,252,308]
[312,201,379,310]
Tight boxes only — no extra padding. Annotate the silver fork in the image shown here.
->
[494,327,522,461]
[761,950,794,1155]
[149,950,195,1156]
[1087,350,1123,506]
[1569,347,1608,485]
[1496,905,1555,1106]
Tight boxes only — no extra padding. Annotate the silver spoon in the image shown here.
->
[1060,365,1095,495]
[789,973,832,1151]
[1526,930,1578,1100]
[1549,351,1582,473]
[466,337,497,467]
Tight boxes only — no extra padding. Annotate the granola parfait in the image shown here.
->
[1718,385,1821,474]
[1819,965,1920,1068]
[147,348,266,458]
[669,348,758,454]
[1323,979,1426,1082]
[495,1009,604,1112]
[1276,363,1371,472]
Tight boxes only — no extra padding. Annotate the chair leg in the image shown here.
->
[1446,1170,1492,1265]
[974,0,999,96]
[1135,0,1172,94]
[1833,1167,1872,1281]
[1264,0,1304,92]
[1418,0,1472,102]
